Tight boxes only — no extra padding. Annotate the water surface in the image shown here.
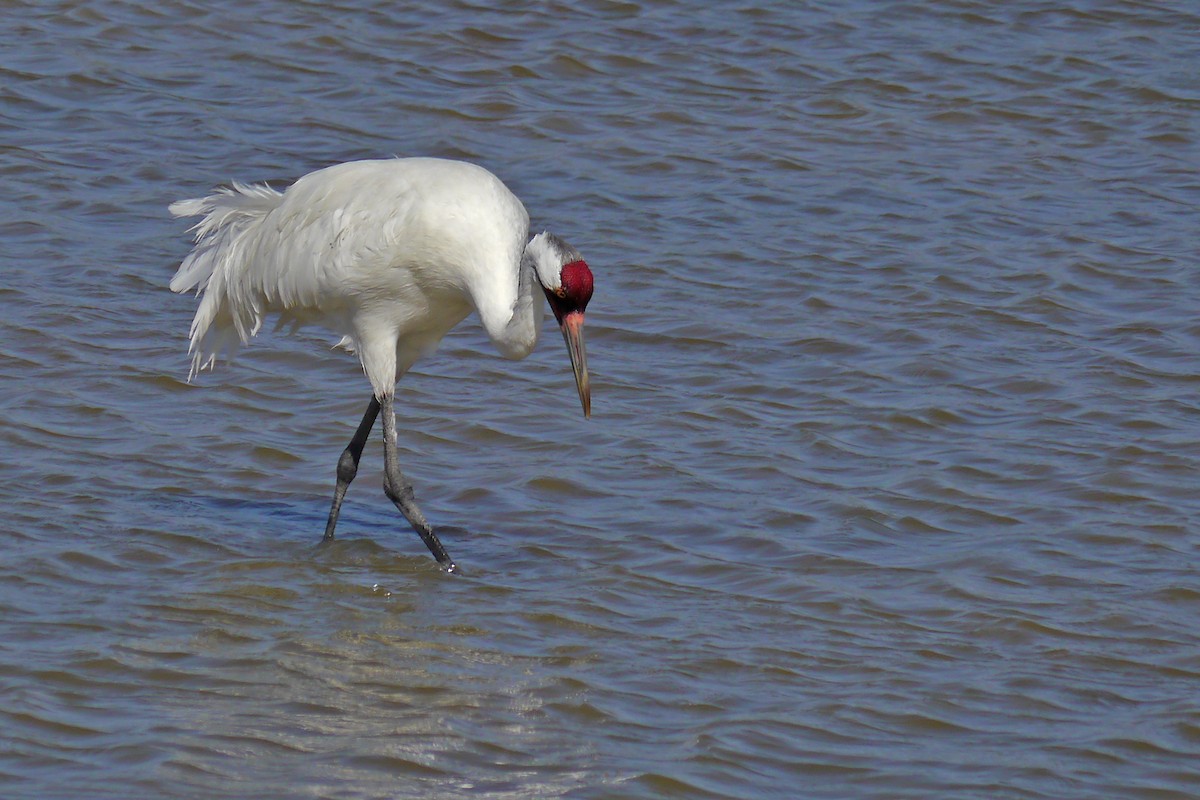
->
[2,1,1198,798]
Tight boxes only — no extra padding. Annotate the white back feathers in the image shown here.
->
[169,158,536,395]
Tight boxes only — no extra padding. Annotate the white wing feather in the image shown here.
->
[169,158,532,390]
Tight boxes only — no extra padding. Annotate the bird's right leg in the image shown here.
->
[322,395,381,541]
[379,393,456,572]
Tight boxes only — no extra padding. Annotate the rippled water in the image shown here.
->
[3,1,1199,798]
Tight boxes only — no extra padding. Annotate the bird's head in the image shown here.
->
[526,232,594,418]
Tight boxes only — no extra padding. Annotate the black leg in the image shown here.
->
[322,395,380,541]
[379,393,456,571]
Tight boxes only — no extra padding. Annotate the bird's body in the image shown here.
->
[171,158,547,396]
[170,157,594,570]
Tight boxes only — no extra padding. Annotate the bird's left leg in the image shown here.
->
[323,395,381,541]
[379,393,456,572]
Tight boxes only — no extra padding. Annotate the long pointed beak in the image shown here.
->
[560,311,590,418]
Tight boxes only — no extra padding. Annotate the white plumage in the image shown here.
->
[169,157,594,569]
[171,158,556,396]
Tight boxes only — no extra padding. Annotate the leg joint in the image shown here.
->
[336,448,359,485]
[383,473,414,505]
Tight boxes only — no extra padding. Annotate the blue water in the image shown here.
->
[2,2,1198,798]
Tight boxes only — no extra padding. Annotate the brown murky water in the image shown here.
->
[2,2,1198,798]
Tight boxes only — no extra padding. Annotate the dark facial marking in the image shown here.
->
[545,260,593,324]
[561,260,593,307]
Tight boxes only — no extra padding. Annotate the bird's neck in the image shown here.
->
[481,245,543,360]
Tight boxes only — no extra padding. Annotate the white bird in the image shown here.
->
[169,157,594,571]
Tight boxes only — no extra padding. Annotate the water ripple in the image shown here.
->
[1,0,1199,797]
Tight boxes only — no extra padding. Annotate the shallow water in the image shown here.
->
[2,1,1199,798]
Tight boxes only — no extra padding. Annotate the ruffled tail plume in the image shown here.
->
[169,181,284,379]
